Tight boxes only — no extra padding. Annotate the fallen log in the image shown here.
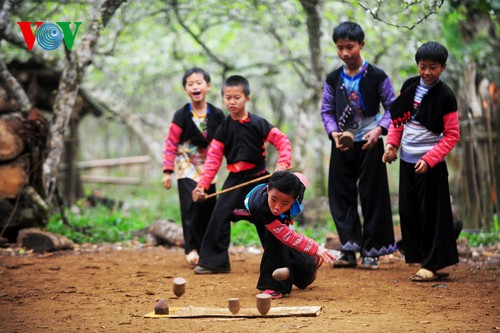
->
[148,219,184,247]
[16,228,74,253]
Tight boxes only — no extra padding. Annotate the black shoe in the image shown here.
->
[332,251,357,268]
[360,256,379,270]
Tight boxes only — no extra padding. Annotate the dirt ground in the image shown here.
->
[0,241,499,333]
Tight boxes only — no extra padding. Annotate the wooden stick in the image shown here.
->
[193,167,293,202]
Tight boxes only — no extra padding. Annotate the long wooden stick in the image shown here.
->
[193,167,292,202]
[204,173,273,199]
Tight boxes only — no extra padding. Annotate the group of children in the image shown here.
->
[162,21,460,299]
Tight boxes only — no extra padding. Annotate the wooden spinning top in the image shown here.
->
[339,131,354,148]
[227,298,240,315]
[256,293,272,315]
[172,277,187,297]
[272,267,290,281]
[154,299,169,315]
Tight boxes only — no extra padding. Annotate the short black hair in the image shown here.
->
[268,171,305,202]
[332,21,364,44]
[221,75,250,97]
[415,42,448,66]
[182,67,211,87]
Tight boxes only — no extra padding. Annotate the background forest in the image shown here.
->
[0,0,498,245]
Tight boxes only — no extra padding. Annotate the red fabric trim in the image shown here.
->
[198,139,224,190]
[227,161,257,173]
[265,127,292,168]
[162,122,182,172]
[265,220,318,256]
[422,111,460,168]
[386,122,403,148]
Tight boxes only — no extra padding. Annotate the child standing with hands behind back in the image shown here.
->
[162,68,225,267]
[383,42,460,281]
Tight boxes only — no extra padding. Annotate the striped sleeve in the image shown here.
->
[386,122,404,148]
[265,127,292,168]
[265,220,319,256]
[421,111,460,168]
[162,122,182,173]
[197,139,224,190]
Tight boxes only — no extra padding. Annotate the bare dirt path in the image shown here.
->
[0,244,498,333]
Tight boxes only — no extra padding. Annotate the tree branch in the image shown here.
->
[357,0,444,30]
[0,54,32,113]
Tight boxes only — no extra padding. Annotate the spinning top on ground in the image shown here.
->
[228,298,240,315]
[272,267,290,281]
[172,277,187,297]
[339,131,354,148]
[154,299,169,315]
[256,293,272,315]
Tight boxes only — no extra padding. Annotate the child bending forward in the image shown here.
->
[245,171,335,299]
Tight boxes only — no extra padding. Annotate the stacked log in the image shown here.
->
[0,107,49,238]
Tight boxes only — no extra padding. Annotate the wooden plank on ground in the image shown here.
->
[144,306,322,318]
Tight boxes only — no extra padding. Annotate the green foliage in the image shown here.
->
[47,181,181,243]
[460,214,500,247]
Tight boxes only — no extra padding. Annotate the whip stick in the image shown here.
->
[192,167,293,202]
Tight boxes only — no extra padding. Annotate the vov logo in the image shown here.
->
[17,22,82,51]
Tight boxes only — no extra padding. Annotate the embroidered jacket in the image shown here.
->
[197,112,291,190]
[162,103,225,173]
[321,63,395,136]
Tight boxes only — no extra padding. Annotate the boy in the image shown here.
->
[162,68,225,266]
[320,21,397,269]
[383,41,460,281]
[245,171,335,299]
[193,75,291,274]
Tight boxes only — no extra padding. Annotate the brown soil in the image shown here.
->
[0,243,498,333]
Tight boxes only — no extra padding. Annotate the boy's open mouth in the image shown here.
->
[193,91,201,96]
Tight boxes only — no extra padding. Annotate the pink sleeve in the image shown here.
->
[422,111,460,168]
[386,123,403,148]
[265,220,319,256]
[266,127,292,168]
[162,123,182,173]
[197,139,224,190]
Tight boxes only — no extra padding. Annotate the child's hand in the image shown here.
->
[192,187,206,202]
[382,144,398,163]
[415,159,428,174]
[331,131,350,152]
[275,163,287,172]
[361,126,382,150]
[162,173,172,189]
[316,247,336,265]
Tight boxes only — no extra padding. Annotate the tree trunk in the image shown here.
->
[43,0,126,203]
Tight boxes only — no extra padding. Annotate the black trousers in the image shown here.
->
[399,160,459,271]
[177,178,216,254]
[256,227,317,295]
[198,172,268,271]
[328,139,396,256]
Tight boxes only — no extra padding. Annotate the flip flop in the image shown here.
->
[262,289,283,300]
[410,268,449,282]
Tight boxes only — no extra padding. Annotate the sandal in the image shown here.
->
[262,289,283,300]
[410,268,449,282]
